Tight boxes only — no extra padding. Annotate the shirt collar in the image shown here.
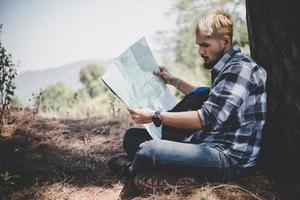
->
[211,44,241,82]
[213,43,241,72]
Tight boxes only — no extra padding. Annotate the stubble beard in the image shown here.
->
[203,47,225,70]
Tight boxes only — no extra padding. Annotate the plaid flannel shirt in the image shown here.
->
[198,44,267,168]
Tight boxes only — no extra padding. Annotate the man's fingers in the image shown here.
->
[131,114,138,121]
[160,67,163,72]
[127,107,138,114]
[160,66,168,71]
[131,116,144,124]
[127,107,132,112]
[153,68,163,76]
[135,119,146,124]
[159,66,165,72]
[154,70,163,77]
[155,66,169,79]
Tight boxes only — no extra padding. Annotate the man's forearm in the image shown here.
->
[172,78,196,95]
[160,111,202,129]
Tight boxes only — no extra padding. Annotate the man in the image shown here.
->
[107,9,267,192]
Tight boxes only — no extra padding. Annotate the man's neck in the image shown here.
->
[224,43,233,54]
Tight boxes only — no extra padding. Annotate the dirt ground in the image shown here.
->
[0,108,286,199]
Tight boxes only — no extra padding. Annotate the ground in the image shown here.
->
[0,108,279,199]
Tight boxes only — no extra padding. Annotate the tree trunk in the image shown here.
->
[246,0,300,184]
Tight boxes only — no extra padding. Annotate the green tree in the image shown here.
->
[0,25,18,134]
[10,95,22,107]
[39,83,75,113]
[79,64,106,98]
[74,88,90,102]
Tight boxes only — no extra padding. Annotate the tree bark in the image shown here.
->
[246,0,300,184]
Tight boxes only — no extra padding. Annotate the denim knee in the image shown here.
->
[131,140,158,173]
[136,140,158,158]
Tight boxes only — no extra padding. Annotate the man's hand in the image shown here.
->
[155,66,196,94]
[154,66,178,86]
[127,107,155,124]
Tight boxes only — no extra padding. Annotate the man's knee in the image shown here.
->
[122,128,137,151]
[123,128,134,143]
[131,140,159,173]
[122,128,151,156]
[136,140,159,159]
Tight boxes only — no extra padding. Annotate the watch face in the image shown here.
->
[152,111,162,127]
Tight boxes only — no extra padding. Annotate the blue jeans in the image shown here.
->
[123,128,237,182]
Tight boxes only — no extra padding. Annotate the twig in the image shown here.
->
[206,184,263,200]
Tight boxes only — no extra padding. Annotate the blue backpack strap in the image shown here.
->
[191,86,210,94]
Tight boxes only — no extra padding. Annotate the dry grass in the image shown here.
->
[130,176,277,200]
[10,178,276,200]
[26,182,122,200]
[0,108,281,200]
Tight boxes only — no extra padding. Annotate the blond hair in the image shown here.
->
[192,9,233,40]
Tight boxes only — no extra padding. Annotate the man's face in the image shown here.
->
[196,34,225,69]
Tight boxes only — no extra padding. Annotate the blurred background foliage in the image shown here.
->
[32,64,122,118]
[22,0,248,118]
[39,83,75,113]
[79,64,107,98]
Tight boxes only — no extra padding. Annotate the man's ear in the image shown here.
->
[221,40,225,48]
[223,35,231,46]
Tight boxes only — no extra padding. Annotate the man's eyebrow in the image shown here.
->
[198,42,208,46]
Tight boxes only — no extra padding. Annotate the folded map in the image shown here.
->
[101,37,177,139]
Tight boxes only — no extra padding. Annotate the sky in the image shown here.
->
[0,0,175,73]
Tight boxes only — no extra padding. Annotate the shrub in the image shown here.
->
[80,64,107,98]
[39,83,75,113]
[0,25,18,134]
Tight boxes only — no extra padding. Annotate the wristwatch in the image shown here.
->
[152,111,162,127]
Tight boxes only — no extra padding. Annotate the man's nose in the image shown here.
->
[198,47,204,56]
